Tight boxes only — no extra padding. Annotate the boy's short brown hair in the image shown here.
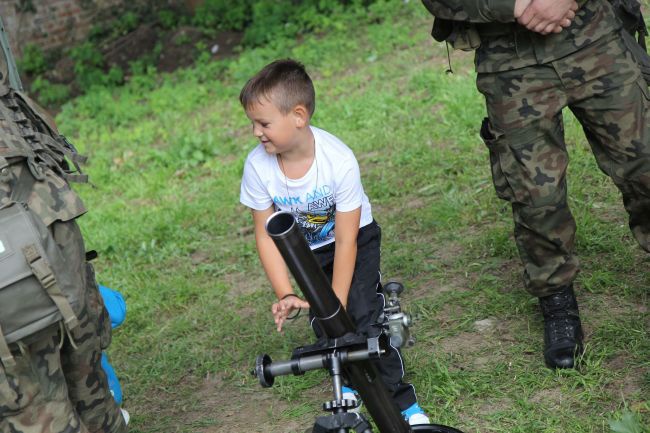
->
[240,59,316,116]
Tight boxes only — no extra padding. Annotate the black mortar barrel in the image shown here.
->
[265,211,411,433]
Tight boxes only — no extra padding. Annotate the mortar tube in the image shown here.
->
[265,211,411,433]
[265,211,353,336]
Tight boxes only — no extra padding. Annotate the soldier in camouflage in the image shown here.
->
[422,0,650,369]
[0,24,128,433]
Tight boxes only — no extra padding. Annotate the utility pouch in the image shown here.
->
[447,22,481,51]
[0,200,80,366]
[431,18,453,42]
[425,11,481,51]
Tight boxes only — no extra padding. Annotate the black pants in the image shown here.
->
[311,220,417,411]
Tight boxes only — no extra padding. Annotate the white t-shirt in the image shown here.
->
[240,126,373,250]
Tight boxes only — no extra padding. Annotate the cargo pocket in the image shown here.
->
[480,117,515,203]
[482,116,568,207]
[0,331,59,416]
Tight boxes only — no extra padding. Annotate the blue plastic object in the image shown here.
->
[99,285,126,328]
[101,352,123,404]
[98,285,127,404]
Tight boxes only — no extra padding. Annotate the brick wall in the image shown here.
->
[0,0,124,57]
[0,0,201,58]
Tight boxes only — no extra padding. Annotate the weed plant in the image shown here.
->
[55,1,649,432]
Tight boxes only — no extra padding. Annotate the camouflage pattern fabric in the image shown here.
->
[0,215,127,433]
[0,325,89,433]
[477,33,650,297]
[475,0,621,73]
[422,0,650,297]
[422,0,621,72]
[0,161,86,227]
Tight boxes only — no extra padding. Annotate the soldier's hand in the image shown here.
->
[516,0,578,35]
[514,0,533,20]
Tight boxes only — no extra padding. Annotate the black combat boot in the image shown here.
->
[539,284,584,369]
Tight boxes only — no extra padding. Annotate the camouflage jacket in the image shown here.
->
[422,0,621,73]
[0,46,86,226]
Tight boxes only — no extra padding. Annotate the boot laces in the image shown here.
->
[547,315,579,342]
[541,289,580,342]
[540,290,577,317]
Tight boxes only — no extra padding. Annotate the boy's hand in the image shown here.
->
[272,296,310,332]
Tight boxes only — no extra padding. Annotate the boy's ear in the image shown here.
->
[292,105,310,128]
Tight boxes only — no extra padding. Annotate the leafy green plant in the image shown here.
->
[105,66,124,85]
[174,33,192,46]
[113,11,140,37]
[193,41,211,65]
[18,43,47,75]
[169,129,218,167]
[157,9,178,29]
[192,0,253,31]
[30,76,70,106]
[191,0,381,47]
[70,42,124,90]
[70,42,105,88]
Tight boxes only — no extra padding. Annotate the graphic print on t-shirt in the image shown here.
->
[273,184,336,246]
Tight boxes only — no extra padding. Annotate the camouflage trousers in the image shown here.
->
[0,220,127,433]
[477,33,650,297]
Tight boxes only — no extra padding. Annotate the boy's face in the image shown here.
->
[245,97,306,155]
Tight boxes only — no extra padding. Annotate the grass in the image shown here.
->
[55,1,649,432]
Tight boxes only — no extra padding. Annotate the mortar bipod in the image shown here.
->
[252,333,467,433]
[254,334,383,433]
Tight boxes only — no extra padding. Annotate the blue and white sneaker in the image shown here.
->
[341,386,362,412]
[402,403,430,426]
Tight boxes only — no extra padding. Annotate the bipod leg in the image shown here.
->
[322,354,358,419]
[330,353,345,409]
[311,353,373,433]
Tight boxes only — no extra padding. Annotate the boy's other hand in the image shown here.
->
[272,296,310,332]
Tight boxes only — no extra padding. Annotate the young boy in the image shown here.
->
[239,59,429,425]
